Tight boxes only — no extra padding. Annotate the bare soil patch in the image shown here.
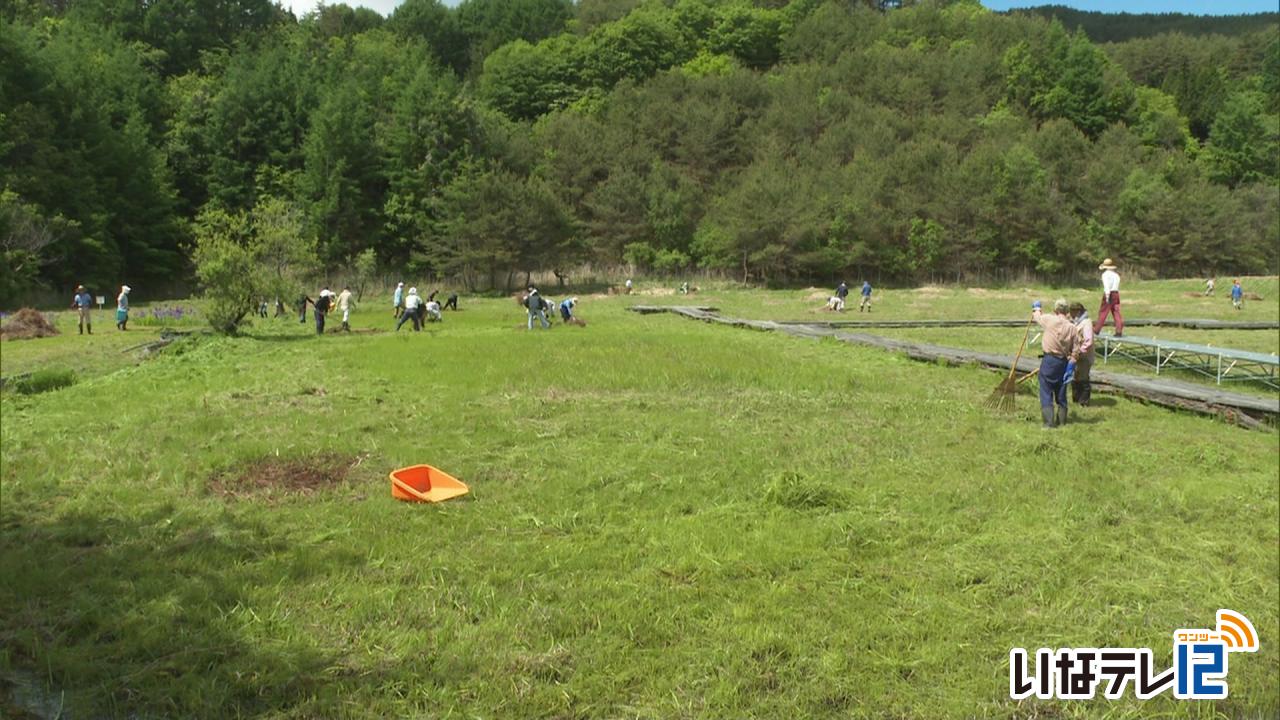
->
[0,309,59,340]
[209,453,365,499]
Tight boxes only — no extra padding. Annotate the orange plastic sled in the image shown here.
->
[390,464,470,503]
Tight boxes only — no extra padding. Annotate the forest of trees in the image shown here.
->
[1,0,1277,304]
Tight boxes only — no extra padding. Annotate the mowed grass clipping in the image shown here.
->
[1,292,1277,718]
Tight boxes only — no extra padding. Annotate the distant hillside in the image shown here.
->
[1008,5,1279,42]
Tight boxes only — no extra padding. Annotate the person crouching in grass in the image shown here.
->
[1032,298,1081,429]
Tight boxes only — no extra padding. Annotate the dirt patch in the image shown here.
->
[0,308,59,340]
[209,453,365,499]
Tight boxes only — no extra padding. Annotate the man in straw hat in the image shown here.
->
[1093,258,1124,336]
[70,284,93,335]
[1032,298,1081,429]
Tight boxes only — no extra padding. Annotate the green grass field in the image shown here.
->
[1,280,1277,718]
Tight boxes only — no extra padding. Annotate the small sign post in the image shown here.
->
[96,296,105,310]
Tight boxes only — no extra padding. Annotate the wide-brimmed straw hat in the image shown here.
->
[1098,258,1117,270]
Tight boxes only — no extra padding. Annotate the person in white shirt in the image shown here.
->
[424,299,442,322]
[1092,258,1124,337]
[396,287,422,331]
[337,286,354,332]
[1204,277,1215,296]
[115,285,131,330]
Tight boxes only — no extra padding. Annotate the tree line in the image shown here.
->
[1,0,1277,306]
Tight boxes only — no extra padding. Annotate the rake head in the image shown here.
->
[984,376,1021,412]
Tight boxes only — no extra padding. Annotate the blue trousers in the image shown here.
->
[1039,354,1069,425]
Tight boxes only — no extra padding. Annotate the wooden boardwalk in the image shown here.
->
[630,306,1278,429]
[776,318,1279,330]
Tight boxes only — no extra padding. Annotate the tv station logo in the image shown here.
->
[1010,609,1259,700]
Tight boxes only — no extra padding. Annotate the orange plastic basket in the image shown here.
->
[390,464,469,503]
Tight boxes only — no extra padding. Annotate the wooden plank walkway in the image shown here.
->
[778,318,1279,330]
[630,305,1278,429]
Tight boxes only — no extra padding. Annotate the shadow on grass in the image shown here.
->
[0,502,368,717]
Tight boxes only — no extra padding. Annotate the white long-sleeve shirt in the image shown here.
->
[1101,269,1120,295]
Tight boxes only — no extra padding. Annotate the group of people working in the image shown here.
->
[297,286,356,335]
[522,287,579,329]
[1203,277,1247,309]
[1032,257,1132,429]
[828,281,873,312]
[69,284,131,334]
[391,284,456,331]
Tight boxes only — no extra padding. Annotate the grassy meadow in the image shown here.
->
[1,280,1277,718]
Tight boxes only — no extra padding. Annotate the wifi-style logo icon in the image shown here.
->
[1217,609,1259,652]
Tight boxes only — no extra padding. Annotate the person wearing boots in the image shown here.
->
[1093,258,1123,336]
[115,285,131,330]
[1068,302,1094,406]
[443,292,458,311]
[1032,298,1081,429]
[859,280,873,312]
[337,285,354,332]
[71,285,94,335]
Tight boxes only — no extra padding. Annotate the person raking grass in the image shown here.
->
[1033,298,1081,429]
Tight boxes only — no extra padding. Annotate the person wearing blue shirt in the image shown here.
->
[70,285,94,334]
[560,296,578,323]
[859,281,873,312]
[1231,279,1243,310]
[393,282,405,318]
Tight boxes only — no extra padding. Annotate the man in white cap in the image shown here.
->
[559,296,579,323]
[313,287,333,335]
[396,287,422,331]
[525,286,549,329]
[1032,298,1081,429]
[1092,258,1124,337]
[116,285,131,330]
[393,282,405,318]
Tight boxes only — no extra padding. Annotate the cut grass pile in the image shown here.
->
[0,284,1277,718]
[0,309,59,340]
